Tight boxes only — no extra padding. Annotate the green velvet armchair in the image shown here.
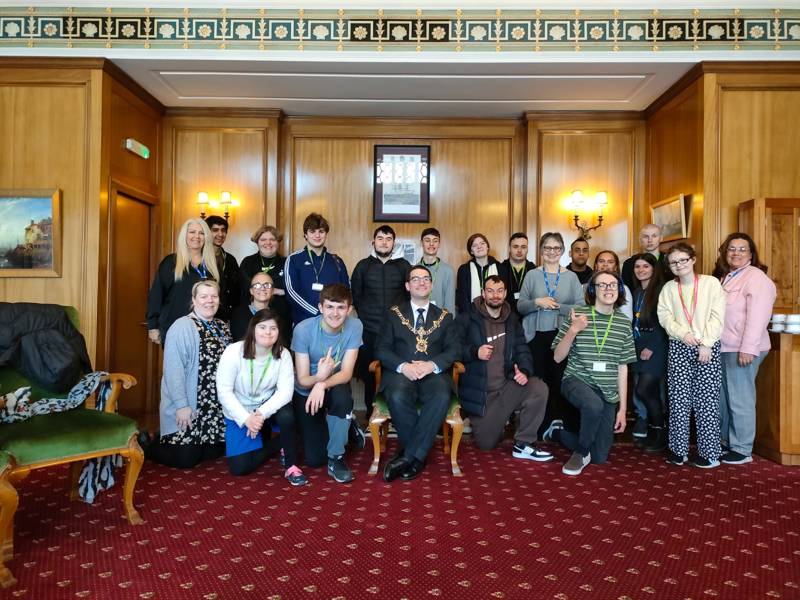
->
[0,306,144,588]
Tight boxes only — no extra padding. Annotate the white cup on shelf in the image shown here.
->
[786,314,800,325]
[772,314,787,323]
[785,324,800,334]
[771,323,786,333]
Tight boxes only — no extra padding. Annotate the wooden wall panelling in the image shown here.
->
[281,118,524,272]
[0,66,104,362]
[162,115,278,263]
[527,118,645,264]
[646,78,704,264]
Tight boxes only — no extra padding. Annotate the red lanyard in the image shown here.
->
[678,275,698,329]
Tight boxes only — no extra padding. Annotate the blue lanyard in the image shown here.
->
[722,265,748,288]
[542,268,560,298]
[632,291,645,339]
[193,260,209,279]
[196,314,228,347]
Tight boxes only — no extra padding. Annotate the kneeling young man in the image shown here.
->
[376,265,460,482]
[458,276,552,460]
[291,284,363,483]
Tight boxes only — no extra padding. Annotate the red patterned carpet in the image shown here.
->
[3,441,800,600]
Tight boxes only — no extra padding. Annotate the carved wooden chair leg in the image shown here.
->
[449,422,464,477]
[68,462,83,501]
[122,436,144,525]
[380,421,388,453]
[368,420,383,475]
[0,469,18,587]
[442,422,451,454]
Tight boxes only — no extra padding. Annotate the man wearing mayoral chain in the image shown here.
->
[376,265,461,482]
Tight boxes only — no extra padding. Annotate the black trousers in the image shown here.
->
[382,370,450,463]
[355,329,378,419]
[226,402,296,476]
[146,441,225,470]
[293,383,353,468]
[636,373,665,429]
[529,329,577,435]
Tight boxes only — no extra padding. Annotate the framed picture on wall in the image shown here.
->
[373,145,430,222]
[0,189,62,277]
[651,193,692,242]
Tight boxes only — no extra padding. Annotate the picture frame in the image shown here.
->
[651,193,692,242]
[0,189,62,277]
[373,145,430,222]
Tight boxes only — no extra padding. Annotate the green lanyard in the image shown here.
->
[419,257,440,286]
[511,264,527,290]
[591,307,615,355]
[249,354,273,396]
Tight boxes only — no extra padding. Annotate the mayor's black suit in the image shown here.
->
[375,302,461,463]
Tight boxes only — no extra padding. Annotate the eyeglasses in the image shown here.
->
[251,282,273,290]
[595,282,619,291]
[542,246,563,253]
[409,276,432,284]
[668,257,692,267]
[727,246,750,254]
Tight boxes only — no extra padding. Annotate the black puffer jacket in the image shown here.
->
[0,302,92,392]
[456,302,533,417]
[351,256,411,334]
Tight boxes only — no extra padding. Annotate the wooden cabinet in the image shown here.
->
[738,197,800,313]
[755,333,800,465]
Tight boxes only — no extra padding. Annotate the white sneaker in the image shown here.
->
[562,451,591,476]
[512,442,554,462]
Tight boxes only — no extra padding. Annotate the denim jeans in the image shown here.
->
[720,350,768,456]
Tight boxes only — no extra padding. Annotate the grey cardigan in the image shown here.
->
[517,267,584,342]
[159,315,202,437]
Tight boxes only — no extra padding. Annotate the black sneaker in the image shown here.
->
[690,456,720,469]
[665,450,686,466]
[327,455,354,483]
[512,442,554,462]
[721,450,753,465]
[632,418,648,438]
[348,419,366,450]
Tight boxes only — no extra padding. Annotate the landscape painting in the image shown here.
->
[0,189,62,277]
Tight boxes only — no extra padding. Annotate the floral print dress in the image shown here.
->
[163,315,230,446]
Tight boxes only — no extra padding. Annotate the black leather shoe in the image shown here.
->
[383,455,409,482]
[400,459,425,481]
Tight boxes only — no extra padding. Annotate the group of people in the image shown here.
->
[144,211,776,483]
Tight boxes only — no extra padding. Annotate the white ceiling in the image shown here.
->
[116,57,699,117]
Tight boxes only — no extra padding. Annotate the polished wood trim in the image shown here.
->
[644,63,705,119]
[526,110,644,121]
[102,60,165,114]
[0,57,106,70]
[702,72,721,275]
[166,107,283,119]
[283,116,521,139]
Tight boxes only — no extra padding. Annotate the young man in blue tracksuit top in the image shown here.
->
[285,212,350,327]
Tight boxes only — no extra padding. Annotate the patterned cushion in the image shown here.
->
[0,409,136,467]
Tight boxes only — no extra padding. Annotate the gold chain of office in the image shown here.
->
[391,306,449,354]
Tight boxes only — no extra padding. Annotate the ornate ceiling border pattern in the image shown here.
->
[0,7,798,52]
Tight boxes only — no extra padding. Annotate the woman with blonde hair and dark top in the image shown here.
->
[657,242,726,469]
[712,232,776,465]
[147,218,220,345]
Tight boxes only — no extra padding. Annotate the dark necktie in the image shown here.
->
[415,308,425,330]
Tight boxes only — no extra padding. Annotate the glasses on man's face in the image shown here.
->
[542,246,563,253]
[595,282,619,291]
[668,257,692,268]
[410,276,432,284]
[727,246,750,254]
[251,282,273,290]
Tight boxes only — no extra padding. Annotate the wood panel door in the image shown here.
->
[109,191,153,419]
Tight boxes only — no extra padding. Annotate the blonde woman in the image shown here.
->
[147,218,220,344]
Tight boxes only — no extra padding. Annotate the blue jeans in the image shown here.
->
[720,350,767,456]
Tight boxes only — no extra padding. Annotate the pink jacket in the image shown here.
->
[720,266,776,355]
